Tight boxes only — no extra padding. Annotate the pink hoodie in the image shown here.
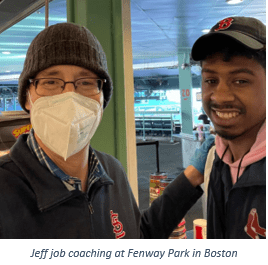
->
[215,121,266,184]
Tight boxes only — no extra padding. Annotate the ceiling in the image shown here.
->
[131,0,266,77]
[0,0,266,83]
[0,0,67,83]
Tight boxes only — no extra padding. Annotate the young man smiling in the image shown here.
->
[191,16,266,238]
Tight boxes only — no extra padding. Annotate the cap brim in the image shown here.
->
[191,31,265,61]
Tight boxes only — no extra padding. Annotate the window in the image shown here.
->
[0,0,67,112]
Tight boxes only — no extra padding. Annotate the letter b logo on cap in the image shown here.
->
[214,18,234,31]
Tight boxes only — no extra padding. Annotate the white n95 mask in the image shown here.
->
[29,92,102,160]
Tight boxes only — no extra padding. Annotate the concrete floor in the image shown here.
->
[136,135,204,231]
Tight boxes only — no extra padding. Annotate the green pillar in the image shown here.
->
[178,52,193,135]
[66,0,127,171]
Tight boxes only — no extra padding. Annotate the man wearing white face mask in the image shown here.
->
[0,23,206,238]
[25,65,104,191]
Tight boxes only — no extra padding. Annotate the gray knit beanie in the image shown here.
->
[18,22,113,112]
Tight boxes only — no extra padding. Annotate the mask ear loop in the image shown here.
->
[27,91,34,110]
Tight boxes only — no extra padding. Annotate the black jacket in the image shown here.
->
[0,134,202,239]
[207,152,266,239]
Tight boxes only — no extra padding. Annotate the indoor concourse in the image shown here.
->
[0,0,265,233]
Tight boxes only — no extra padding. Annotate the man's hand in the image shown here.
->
[190,134,215,174]
[184,134,215,187]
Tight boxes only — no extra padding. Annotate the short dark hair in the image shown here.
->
[200,35,266,69]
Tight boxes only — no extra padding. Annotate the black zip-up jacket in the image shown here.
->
[207,151,266,239]
[0,134,203,239]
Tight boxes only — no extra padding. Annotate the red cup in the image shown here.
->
[193,219,207,239]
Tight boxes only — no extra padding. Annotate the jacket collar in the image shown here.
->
[10,134,113,212]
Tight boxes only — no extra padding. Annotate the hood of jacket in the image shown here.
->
[215,120,266,184]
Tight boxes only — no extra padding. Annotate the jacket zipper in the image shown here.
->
[87,180,112,214]
[86,176,113,215]
[88,202,94,214]
[86,176,100,215]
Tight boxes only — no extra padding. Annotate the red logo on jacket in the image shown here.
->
[244,208,266,239]
[110,210,126,239]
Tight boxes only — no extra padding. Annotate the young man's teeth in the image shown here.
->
[216,111,239,119]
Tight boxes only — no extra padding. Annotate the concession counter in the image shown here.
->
[0,111,31,155]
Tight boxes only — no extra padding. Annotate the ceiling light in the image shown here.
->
[0,74,20,81]
[202,29,210,33]
[2,51,11,54]
[226,0,244,5]
[133,61,178,70]
[0,55,26,60]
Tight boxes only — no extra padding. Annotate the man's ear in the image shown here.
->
[100,92,104,109]
[25,89,31,111]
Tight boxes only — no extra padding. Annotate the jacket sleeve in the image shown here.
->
[139,172,203,238]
